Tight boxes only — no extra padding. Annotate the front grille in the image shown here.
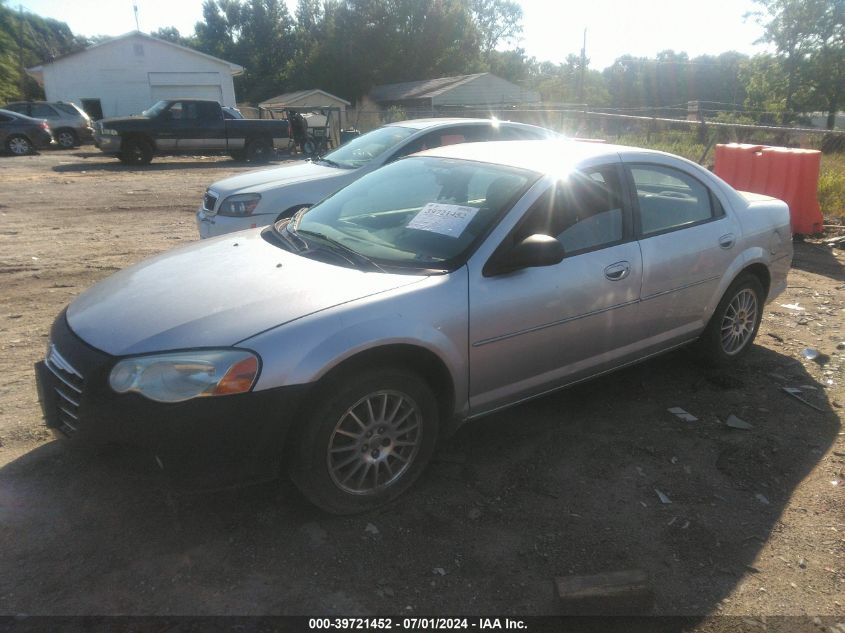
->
[203,191,218,215]
[45,343,84,436]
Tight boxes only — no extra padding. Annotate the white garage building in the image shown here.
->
[26,31,243,119]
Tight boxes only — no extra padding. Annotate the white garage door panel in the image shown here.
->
[150,85,223,102]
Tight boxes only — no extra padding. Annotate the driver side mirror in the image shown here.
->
[483,234,564,277]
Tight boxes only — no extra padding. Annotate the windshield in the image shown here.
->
[142,101,169,117]
[319,125,416,169]
[287,156,537,271]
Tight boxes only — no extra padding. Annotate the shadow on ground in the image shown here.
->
[791,240,845,282]
[0,343,838,622]
[49,152,302,173]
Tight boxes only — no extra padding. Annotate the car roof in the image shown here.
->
[386,117,545,131]
[413,139,636,173]
[0,108,38,121]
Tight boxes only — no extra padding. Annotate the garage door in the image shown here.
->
[150,85,223,102]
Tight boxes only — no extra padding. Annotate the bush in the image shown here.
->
[819,154,845,218]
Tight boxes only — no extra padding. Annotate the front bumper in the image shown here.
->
[196,207,276,239]
[35,311,310,488]
[93,133,121,153]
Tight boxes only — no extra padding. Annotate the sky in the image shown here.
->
[14,0,772,71]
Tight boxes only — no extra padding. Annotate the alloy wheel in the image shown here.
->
[327,389,422,495]
[8,137,31,155]
[57,131,75,148]
[720,288,758,355]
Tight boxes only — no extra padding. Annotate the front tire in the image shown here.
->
[696,274,764,363]
[6,135,33,155]
[290,367,439,514]
[118,138,153,165]
[246,138,272,163]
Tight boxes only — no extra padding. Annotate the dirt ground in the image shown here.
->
[0,149,843,627]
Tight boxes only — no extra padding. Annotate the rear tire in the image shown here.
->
[118,138,153,165]
[289,367,439,514]
[246,138,272,163]
[695,274,764,364]
[55,128,78,149]
[6,134,33,155]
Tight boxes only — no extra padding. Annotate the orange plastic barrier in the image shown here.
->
[714,143,823,234]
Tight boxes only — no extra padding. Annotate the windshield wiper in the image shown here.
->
[295,228,385,272]
[317,157,348,169]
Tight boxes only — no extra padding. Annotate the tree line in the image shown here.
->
[1,0,842,129]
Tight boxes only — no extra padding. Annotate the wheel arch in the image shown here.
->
[5,133,33,152]
[739,262,771,298]
[317,343,457,433]
[280,342,459,468]
[121,133,155,152]
[54,127,77,141]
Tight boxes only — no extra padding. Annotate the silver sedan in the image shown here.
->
[37,140,792,514]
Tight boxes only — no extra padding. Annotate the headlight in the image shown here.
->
[109,349,260,403]
[218,193,262,216]
[99,128,119,136]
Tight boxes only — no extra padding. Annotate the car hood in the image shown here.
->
[67,230,425,356]
[209,161,350,196]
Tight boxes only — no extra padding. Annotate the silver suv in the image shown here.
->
[3,101,93,148]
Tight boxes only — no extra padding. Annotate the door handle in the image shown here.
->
[718,233,736,249]
[604,261,631,281]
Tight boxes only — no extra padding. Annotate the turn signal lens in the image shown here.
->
[213,356,259,396]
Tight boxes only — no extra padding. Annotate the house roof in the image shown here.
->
[259,89,351,108]
[369,73,487,103]
[26,31,243,76]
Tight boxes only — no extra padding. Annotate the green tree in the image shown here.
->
[751,0,845,127]
[469,0,522,57]
[0,0,88,101]
[150,26,194,47]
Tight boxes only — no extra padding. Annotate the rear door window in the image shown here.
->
[630,165,720,236]
[4,104,27,115]
[30,103,58,118]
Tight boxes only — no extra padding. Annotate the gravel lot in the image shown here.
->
[0,149,843,626]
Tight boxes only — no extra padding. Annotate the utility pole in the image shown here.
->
[577,28,587,105]
[133,2,140,31]
[17,4,25,98]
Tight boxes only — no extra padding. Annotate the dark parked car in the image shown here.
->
[0,108,54,155]
[3,101,93,148]
[93,99,290,165]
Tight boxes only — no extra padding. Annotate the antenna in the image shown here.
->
[133,1,139,31]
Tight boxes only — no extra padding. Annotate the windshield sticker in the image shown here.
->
[406,203,479,237]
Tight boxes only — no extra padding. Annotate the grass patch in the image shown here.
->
[819,154,845,218]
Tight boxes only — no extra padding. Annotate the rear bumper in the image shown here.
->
[35,312,311,488]
[32,129,55,149]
